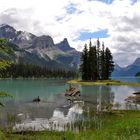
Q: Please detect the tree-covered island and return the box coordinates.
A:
[80,39,114,81]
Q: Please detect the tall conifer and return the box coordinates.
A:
[96,38,101,79]
[100,42,106,80]
[80,44,89,80]
[104,47,114,79]
[80,39,114,81]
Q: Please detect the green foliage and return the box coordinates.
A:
[80,39,114,81]
[0,91,13,98]
[80,44,89,80]
[103,47,114,79]
[3,110,140,140]
[88,45,98,80]
[0,130,6,140]
[0,62,76,78]
[0,60,13,77]
[0,38,8,44]
[0,38,14,54]
[0,38,77,78]
[0,91,13,107]
[0,60,13,70]
[0,45,14,54]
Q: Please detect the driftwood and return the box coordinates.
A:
[125,92,140,103]
[65,85,80,97]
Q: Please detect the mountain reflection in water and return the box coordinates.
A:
[0,79,140,132]
[13,102,84,131]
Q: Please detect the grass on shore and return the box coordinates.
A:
[67,79,140,86]
[1,110,140,140]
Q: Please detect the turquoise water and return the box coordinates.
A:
[112,76,140,83]
[0,79,67,101]
[0,79,139,107]
[0,78,140,131]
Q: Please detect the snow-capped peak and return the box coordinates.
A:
[17,31,32,41]
[0,24,15,33]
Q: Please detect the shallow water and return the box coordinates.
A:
[0,79,140,131]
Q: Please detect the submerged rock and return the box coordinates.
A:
[125,92,140,104]
[65,85,81,97]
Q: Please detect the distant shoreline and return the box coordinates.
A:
[0,77,70,80]
[67,79,140,86]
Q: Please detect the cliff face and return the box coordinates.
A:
[0,24,80,69]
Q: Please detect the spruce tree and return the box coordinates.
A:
[104,47,114,79]
[87,39,92,80]
[80,39,114,81]
[91,46,98,81]
[100,42,106,80]
[80,44,89,80]
[96,38,101,79]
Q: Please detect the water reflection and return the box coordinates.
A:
[0,79,140,132]
[80,85,115,111]
[13,101,84,131]
[12,86,116,132]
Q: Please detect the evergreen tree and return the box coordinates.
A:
[96,38,101,79]
[104,47,114,79]
[87,39,92,80]
[100,42,106,80]
[80,39,114,81]
[88,45,98,81]
[80,44,89,80]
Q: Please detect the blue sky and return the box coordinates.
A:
[78,29,109,41]
[93,0,114,4]
[63,0,138,43]
[77,0,137,42]
[66,3,78,14]
[0,0,140,66]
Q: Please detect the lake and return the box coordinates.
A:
[0,78,140,131]
[112,76,140,83]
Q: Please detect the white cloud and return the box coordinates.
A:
[105,0,140,66]
[0,0,140,66]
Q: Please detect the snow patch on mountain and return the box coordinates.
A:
[17,31,32,41]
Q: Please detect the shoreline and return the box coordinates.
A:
[67,79,140,86]
[0,77,70,80]
[2,110,140,139]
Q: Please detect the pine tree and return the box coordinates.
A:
[96,38,101,79]
[80,39,114,81]
[100,42,106,80]
[92,46,98,80]
[87,39,92,80]
[88,43,98,81]
[104,47,114,79]
[80,44,89,80]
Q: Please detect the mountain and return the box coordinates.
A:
[0,40,65,69]
[55,38,80,68]
[0,24,80,69]
[56,38,75,52]
[112,58,140,76]
[0,24,35,49]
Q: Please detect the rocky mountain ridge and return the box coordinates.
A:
[0,24,80,69]
[112,58,140,76]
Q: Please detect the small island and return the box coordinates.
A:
[67,79,140,86]
[68,40,140,87]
